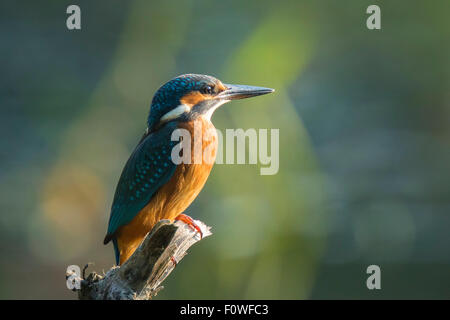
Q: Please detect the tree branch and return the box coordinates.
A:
[70,218,212,300]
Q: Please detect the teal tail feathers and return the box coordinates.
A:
[113,238,120,265]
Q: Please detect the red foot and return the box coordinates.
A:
[174,213,203,239]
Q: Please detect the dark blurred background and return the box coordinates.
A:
[0,0,449,299]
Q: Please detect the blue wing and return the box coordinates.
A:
[104,122,178,245]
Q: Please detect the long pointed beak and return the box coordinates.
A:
[218,84,275,100]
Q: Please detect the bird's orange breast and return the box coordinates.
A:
[116,117,218,264]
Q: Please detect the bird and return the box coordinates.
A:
[103,74,274,265]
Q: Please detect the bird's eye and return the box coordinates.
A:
[201,85,214,95]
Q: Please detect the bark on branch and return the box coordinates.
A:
[69,218,211,300]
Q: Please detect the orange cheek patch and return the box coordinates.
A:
[216,82,227,92]
[180,92,209,107]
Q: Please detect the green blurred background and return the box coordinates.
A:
[0,0,449,299]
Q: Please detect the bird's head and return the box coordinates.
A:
[147,74,274,131]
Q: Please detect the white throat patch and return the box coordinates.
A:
[203,99,229,121]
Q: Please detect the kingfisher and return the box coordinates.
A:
[103,74,274,265]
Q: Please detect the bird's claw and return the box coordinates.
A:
[174,213,203,239]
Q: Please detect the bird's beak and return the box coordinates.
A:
[217,84,274,100]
